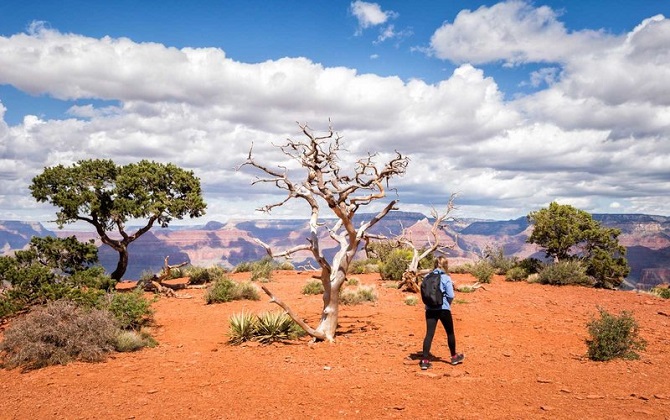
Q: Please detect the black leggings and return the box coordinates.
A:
[422,309,456,359]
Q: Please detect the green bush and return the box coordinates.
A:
[349,258,380,274]
[455,284,478,293]
[517,258,544,275]
[346,277,360,286]
[505,266,528,282]
[340,285,377,305]
[236,281,261,301]
[184,265,228,284]
[0,300,119,371]
[302,280,324,295]
[586,307,646,361]
[449,264,472,274]
[380,249,411,281]
[204,277,260,304]
[538,260,594,286]
[484,245,518,275]
[205,278,238,303]
[251,257,273,282]
[234,257,291,281]
[405,295,419,306]
[470,260,494,284]
[99,290,154,330]
[114,329,157,352]
[650,287,670,299]
[276,261,294,271]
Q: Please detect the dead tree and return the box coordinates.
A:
[137,255,189,297]
[239,121,409,342]
[397,195,457,292]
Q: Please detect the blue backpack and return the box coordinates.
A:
[421,270,445,307]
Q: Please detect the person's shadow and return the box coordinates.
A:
[408,351,448,365]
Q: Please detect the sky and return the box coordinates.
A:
[1,0,669,228]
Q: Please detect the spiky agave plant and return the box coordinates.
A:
[254,311,304,344]
[227,311,258,345]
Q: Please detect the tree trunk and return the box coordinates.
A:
[110,245,129,280]
[314,270,347,341]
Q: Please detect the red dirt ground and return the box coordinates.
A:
[1,271,669,419]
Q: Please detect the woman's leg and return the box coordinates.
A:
[438,310,457,357]
[422,309,440,358]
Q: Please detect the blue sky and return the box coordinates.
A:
[1,1,669,226]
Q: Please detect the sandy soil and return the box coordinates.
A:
[1,271,669,420]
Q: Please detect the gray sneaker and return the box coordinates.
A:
[450,353,464,365]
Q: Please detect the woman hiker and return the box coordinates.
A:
[420,256,464,370]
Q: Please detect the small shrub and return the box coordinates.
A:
[538,260,594,286]
[505,266,528,282]
[251,258,273,282]
[204,278,238,304]
[167,267,185,280]
[455,284,478,293]
[650,286,670,299]
[302,280,324,295]
[204,277,260,304]
[185,265,228,285]
[380,249,412,281]
[517,257,544,275]
[383,281,399,289]
[346,277,360,286]
[449,264,472,274]
[0,300,119,371]
[228,311,258,345]
[405,295,419,306]
[276,261,294,271]
[471,260,494,284]
[340,285,377,305]
[233,261,254,273]
[586,307,646,361]
[0,296,21,318]
[99,290,154,330]
[484,245,518,275]
[235,281,261,301]
[349,259,379,274]
[114,329,157,352]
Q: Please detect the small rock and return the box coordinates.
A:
[323,366,332,370]
[540,406,553,411]
[147,389,159,394]
[537,378,553,384]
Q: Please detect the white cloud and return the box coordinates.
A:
[0,5,669,223]
[429,0,616,65]
[350,1,397,34]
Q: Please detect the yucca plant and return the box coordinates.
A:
[228,311,258,345]
[254,311,304,344]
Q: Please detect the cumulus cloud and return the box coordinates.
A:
[429,0,615,65]
[0,3,669,223]
[350,1,397,32]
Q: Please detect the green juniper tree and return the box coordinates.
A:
[30,159,206,280]
[527,202,629,288]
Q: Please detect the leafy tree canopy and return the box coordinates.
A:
[527,202,629,288]
[30,159,206,280]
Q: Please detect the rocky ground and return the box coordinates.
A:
[1,271,669,419]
